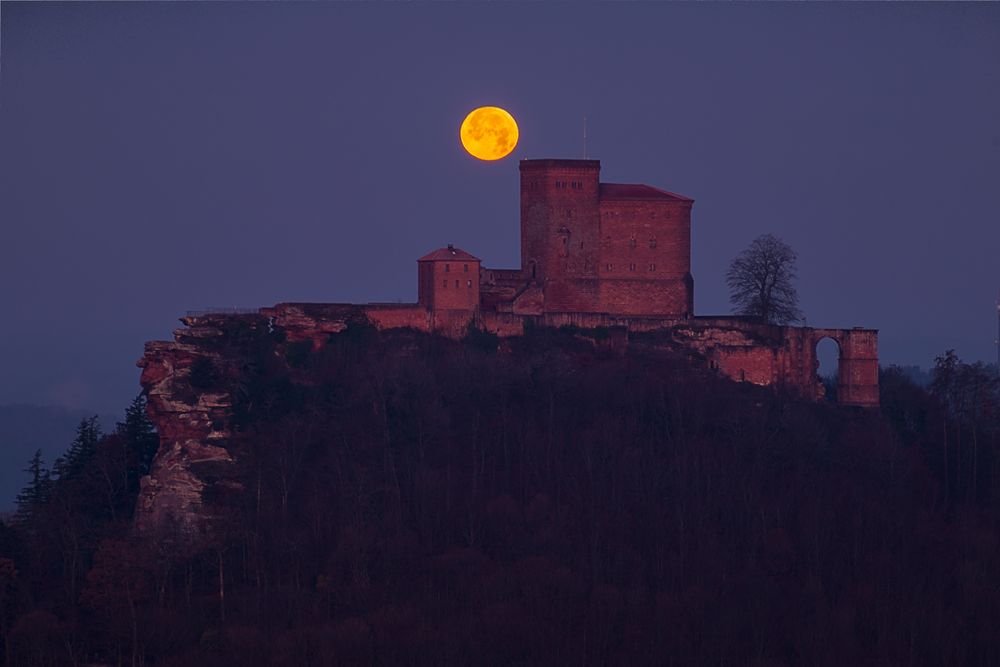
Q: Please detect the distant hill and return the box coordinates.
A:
[0,404,116,510]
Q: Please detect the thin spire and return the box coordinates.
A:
[583,116,588,159]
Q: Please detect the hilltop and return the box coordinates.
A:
[2,319,998,665]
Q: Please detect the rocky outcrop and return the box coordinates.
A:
[135,305,368,537]
[261,303,359,348]
[135,315,261,537]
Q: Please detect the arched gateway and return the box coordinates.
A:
[807,328,880,408]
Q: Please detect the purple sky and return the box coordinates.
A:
[2,3,998,414]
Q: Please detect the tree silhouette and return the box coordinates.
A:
[14,450,51,525]
[115,395,159,483]
[725,233,803,324]
[53,416,102,481]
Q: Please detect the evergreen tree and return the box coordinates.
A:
[55,416,102,481]
[115,395,159,484]
[14,450,51,524]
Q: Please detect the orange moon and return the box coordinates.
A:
[460,106,519,161]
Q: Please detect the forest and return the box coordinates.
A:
[2,322,999,666]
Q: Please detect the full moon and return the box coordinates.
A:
[460,106,519,161]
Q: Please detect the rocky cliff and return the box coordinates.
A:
[135,304,374,537]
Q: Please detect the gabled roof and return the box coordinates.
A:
[600,183,693,202]
[418,245,481,262]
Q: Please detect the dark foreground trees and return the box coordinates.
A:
[726,233,803,324]
[2,329,1000,666]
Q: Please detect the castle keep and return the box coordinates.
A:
[409,159,694,321]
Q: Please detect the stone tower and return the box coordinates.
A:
[417,245,481,312]
[518,158,694,317]
[520,159,602,312]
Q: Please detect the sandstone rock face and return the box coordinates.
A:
[135,305,365,537]
[260,303,357,348]
[135,316,258,538]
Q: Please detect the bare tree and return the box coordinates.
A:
[726,234,803,324]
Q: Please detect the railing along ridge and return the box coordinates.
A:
[185,307,261,317]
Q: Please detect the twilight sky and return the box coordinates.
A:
[2,2,999,414]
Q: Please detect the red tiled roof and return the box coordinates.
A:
[418,245,481,262]
[600,183,693,202]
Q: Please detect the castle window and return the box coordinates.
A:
[629,237,637,248]
[463,264,468,273]
[467,280,472,288]
[455,280,459,288]
[443,279,448,288]
[629,263,636,271]
[445,264,450,272]
[649,238,657,248]
[648,263,656,271]
[606,263,612,271]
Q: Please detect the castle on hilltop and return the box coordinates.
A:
[136,157,879,534]
[256,158,878,408]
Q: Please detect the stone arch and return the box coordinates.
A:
[814,335,841,402]
[809,328,879,408]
